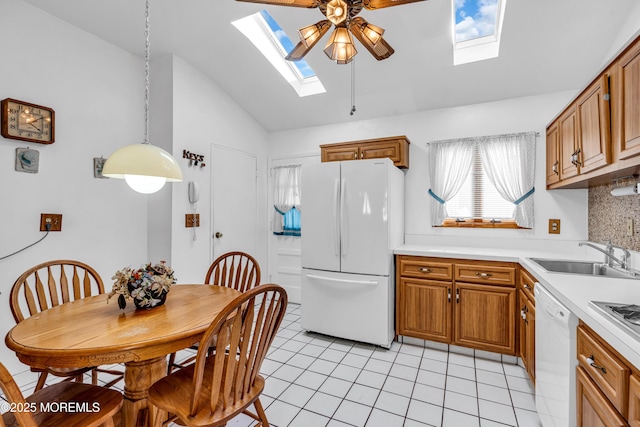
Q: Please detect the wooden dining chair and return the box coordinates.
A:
[0,361,123,427]
[167,251,261,373]
[204,251,261,292]
[148,284,287,427]
[9,260,124,391]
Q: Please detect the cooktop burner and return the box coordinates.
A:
[610,304,640,325]
[590,301,640,338]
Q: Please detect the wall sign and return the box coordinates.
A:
[15,147,39,173]
[183,150,205,168]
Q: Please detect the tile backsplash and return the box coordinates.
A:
[589,177,640,251]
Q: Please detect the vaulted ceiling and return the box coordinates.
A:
[22,0,638,132]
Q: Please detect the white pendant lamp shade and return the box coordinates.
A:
[102,143,183,194]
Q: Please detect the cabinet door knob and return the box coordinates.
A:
[214,232,223,238]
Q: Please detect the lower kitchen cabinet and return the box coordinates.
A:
[397,277,452,342]
[577,323,636,427]
[577,366,628,427]
[518,268,537,383]
[454,282,516,354]
[630,374,640,427]
[396,256,517,355]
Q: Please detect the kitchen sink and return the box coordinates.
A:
[529,258,640,279]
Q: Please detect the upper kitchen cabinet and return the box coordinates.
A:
[321,136,411,169]
[547,34,640,190]
[615,39,640,160]
[558,105,579,180]
[546,122,560,186]
[549,74,612,186]
[576,74,611,174]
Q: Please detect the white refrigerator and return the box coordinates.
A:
[301,158,404,348]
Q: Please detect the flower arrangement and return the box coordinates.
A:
[108,261,176,309]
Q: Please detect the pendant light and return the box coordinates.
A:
[102,0,182,194]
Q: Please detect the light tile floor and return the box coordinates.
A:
[4,302,543,427]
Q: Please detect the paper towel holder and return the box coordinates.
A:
[611,182,640,196]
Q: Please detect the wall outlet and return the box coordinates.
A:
[185,213,200,228]
[548,218,561,234]
[40,213,62,232]
[627,218,634,236]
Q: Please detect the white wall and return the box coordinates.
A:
[0,0,148,373]
[269,91,588,252]
[0,3,270,377]
[167,56,270,284]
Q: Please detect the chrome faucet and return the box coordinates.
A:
[579,241,630,270]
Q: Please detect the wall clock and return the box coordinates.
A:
[1,98,55,144]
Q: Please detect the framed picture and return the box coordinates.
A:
[15,147,39,173]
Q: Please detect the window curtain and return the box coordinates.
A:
[427,140,476,226]
[272,165,301,235]
[477,132,536,228]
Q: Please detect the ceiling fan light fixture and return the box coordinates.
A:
[298,20,331,48]
[362,22,385,46]
[324,27,357,64]
[326,0,348,25]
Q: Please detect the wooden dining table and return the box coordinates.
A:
[5,284,241,427]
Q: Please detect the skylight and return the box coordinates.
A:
[453,0,507,65]
[232,10,325,97]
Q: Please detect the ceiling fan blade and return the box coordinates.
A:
[285,41,313,61]
[362,0,427,10]
[349,18,394,60]
[236,0,319,8]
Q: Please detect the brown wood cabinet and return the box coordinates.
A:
[396,256,517,355]
[546,122,561,186]
[576,323,636,427]
[320,136,410,169]
[559,105,580,180]
[577,366,628,427]
[616,39,640,160]
[518,268,536,383]
[546,33,640,190]
[629,375,640,427]
[576,75,611,173]
[578,325,630,417]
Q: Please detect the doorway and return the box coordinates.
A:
[210,144,258,262]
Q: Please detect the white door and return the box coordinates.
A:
[211,145,258,261]
[301,162,341,272]
[341,159,390,276]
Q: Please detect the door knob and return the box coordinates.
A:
[214,232,223,238]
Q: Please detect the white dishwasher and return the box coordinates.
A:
[535,283,579,427]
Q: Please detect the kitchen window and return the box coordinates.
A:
[272,164,301,236]
[427,132,536,229]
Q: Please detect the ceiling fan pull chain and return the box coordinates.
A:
[350,58,356,116]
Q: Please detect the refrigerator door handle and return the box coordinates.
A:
[340,178,347,257]
[333,178,340,257]
[306,274,378,286]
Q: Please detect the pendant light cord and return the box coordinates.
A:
[143,0,151,145]
[350,58,356,116]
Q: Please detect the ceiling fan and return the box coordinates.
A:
[236,0,427,64]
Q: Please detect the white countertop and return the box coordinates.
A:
[395,244,640,369]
